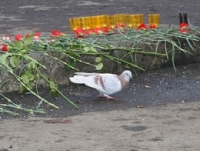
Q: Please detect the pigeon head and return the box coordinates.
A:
[120,70,132,81]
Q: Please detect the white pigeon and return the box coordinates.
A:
[69,70,132,100]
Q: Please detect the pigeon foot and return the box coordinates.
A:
[98,93,117,100]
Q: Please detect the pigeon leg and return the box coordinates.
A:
[106,96,117,100]
[98,93,117,100]
[98,93,107,98]
[102,94,117,100]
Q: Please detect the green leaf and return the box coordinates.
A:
[49,80,58,90]
[95,57,102,63]
[28,61,37,69]
[83,47,90,52]
[14,41,24,48]
[21,49,28,54]
[19,85,25,93]
[24,34,34,45]
[10,55,21,67]
[21,74,29,84]
[27,82,33,90]
[95,62,103,70]
[0,53,10,65]
[90,47,97,52]
[25,71,35,81]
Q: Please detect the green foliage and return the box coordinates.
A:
[95,57,103,70]
[49,78,58,97]
[10,55,21,67]
[0,25,200,115]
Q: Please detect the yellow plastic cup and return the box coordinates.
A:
[131,14,138,28]
[107,15,116,29]
[148,14,160,27]
[114,14,127,25]
[81,17,91,30]
[136,14,144,26]
[126,14,133,28]
[102,15,109,28]
[69,17,81,31]
[126,14,139,28]
[90,15,104,29]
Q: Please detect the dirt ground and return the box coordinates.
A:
[1,0,200,151]
[1,102,200,151]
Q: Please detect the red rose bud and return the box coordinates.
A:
[137,23,147,30]
[1,45,9,52]
[15,34,23,41]
[179,23,189,32]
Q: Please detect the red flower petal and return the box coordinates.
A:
[57,31,64,37]
[85,29,95,35]
[103,27,111,33]
[1,45,9,52]
[115,23,125,33]
[51,30,57,36]
[149,24,157,29]
[137,23,147,30]
[179,23,190,32]
[74,28,85,38]
[51,30,65,37]
[15,34,23,41]
[34,32,41,37]
[93,28,104,34]
[74,28,84,34]
[115,23,124,28]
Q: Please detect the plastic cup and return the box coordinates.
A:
[148,14,160,27]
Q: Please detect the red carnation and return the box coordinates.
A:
[93,28,104,34]
[85,29,95,35]
[34,32,40,37]
[149,24,157,29]
[137,23,147,30]
[115,23,125,33]
[51,30,64,37]
[15,34,23,41]
[103,27,111,33]
[179,23,189,33]
[74,28,84,38]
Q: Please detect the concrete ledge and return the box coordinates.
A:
[1,30,200,93]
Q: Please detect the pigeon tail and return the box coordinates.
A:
[74,72,98,76]
[69,75,95,87]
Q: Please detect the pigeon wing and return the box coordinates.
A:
[93,74,122,95]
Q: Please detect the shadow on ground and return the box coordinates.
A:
[1,63,200,118]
